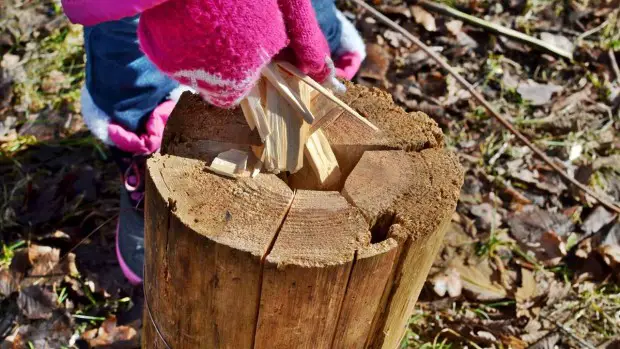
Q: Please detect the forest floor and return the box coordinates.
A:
[0,0,619,348]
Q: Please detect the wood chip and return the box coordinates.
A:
[206,149,249,178]
[304,130,341,187]
[240,80,271,141]
[262,63,315,124]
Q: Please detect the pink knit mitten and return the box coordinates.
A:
[139,0,339,108]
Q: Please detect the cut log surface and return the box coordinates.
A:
[144,83,464,349]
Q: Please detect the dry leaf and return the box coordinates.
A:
[517,80,563,106]
[82,315,139,347]
[383,30,410,48]
[581,206,617,235]
[17,286,57,320]
[41,70,68,94]
[539,230,566,265]
[450,258,507,301]
[515,268,537,303]
[411,5,437,32]
[599,244,620,269]
[358,43,390,87]
[28,244,60,276]
[470,203,503,231]
[445,20,463,35]
[540,32,574,55]
[430,268,462,298]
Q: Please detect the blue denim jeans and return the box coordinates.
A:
[84,0,342,132]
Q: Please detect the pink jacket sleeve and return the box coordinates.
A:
[61,0,172,26]
[278,0,332,82]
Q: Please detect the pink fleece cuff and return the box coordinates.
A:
[335,52,363,80]
[107,100,175,155]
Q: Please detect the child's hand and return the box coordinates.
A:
[138,0,341,108]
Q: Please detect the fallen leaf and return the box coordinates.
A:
[581,206,617,235]
[500,335,527,349]
[598,244,620,269]
[82,315,139,347]
[358,43,390,87]
[470,203,503,231]
[540,32,575,55]
[17,285,57,320]
[7,311,73,348]
[411,5,436,32]
[529,332,561,349]
[507,206,574,244]
[515,268,537,303]
[450,258,507,301]
[430,267,462,298]
[575,237,592,259]
[593,154,620,171]
[508,165,567,195]
[445,20,463,35]
[28,244,60,276]
[24,245,77,284]
[517,80,563,106]
[0,269,17,300]
[507,207,574,264]
[539,230,567,265]
[502,71,520,89]
[41,70,68,94]
[383,30,410,48]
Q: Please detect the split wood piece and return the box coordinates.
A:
[239,80,271,141]
[283,71,312,173]
[283,70,341,185]
[262,63,315,124]
[255,190,370,349]
[144,155,294,349]
[342,149,464,349]
[206,149,249,178]
[304,130,342,188]
[277,61,379,133]
[263,80,306,173]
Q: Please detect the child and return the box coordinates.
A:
[61,0,366,284]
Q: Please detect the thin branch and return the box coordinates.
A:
[350,0,620,214]
[540,315,597,349]
[417,0,573,60]
[576,19,609,41]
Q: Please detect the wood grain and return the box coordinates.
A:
[254,191,369,349]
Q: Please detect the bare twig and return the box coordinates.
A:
[350,0,620,214]
[540,315,597,349]
[417,0,573,60]
[34,214,118,285]
[577,19,609,41]
[609,49,620,82]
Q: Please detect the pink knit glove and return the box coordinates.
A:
[139,0,339,108]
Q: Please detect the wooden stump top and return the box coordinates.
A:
[143,82,463,349]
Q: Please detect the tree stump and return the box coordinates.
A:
[143,82,464,349]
